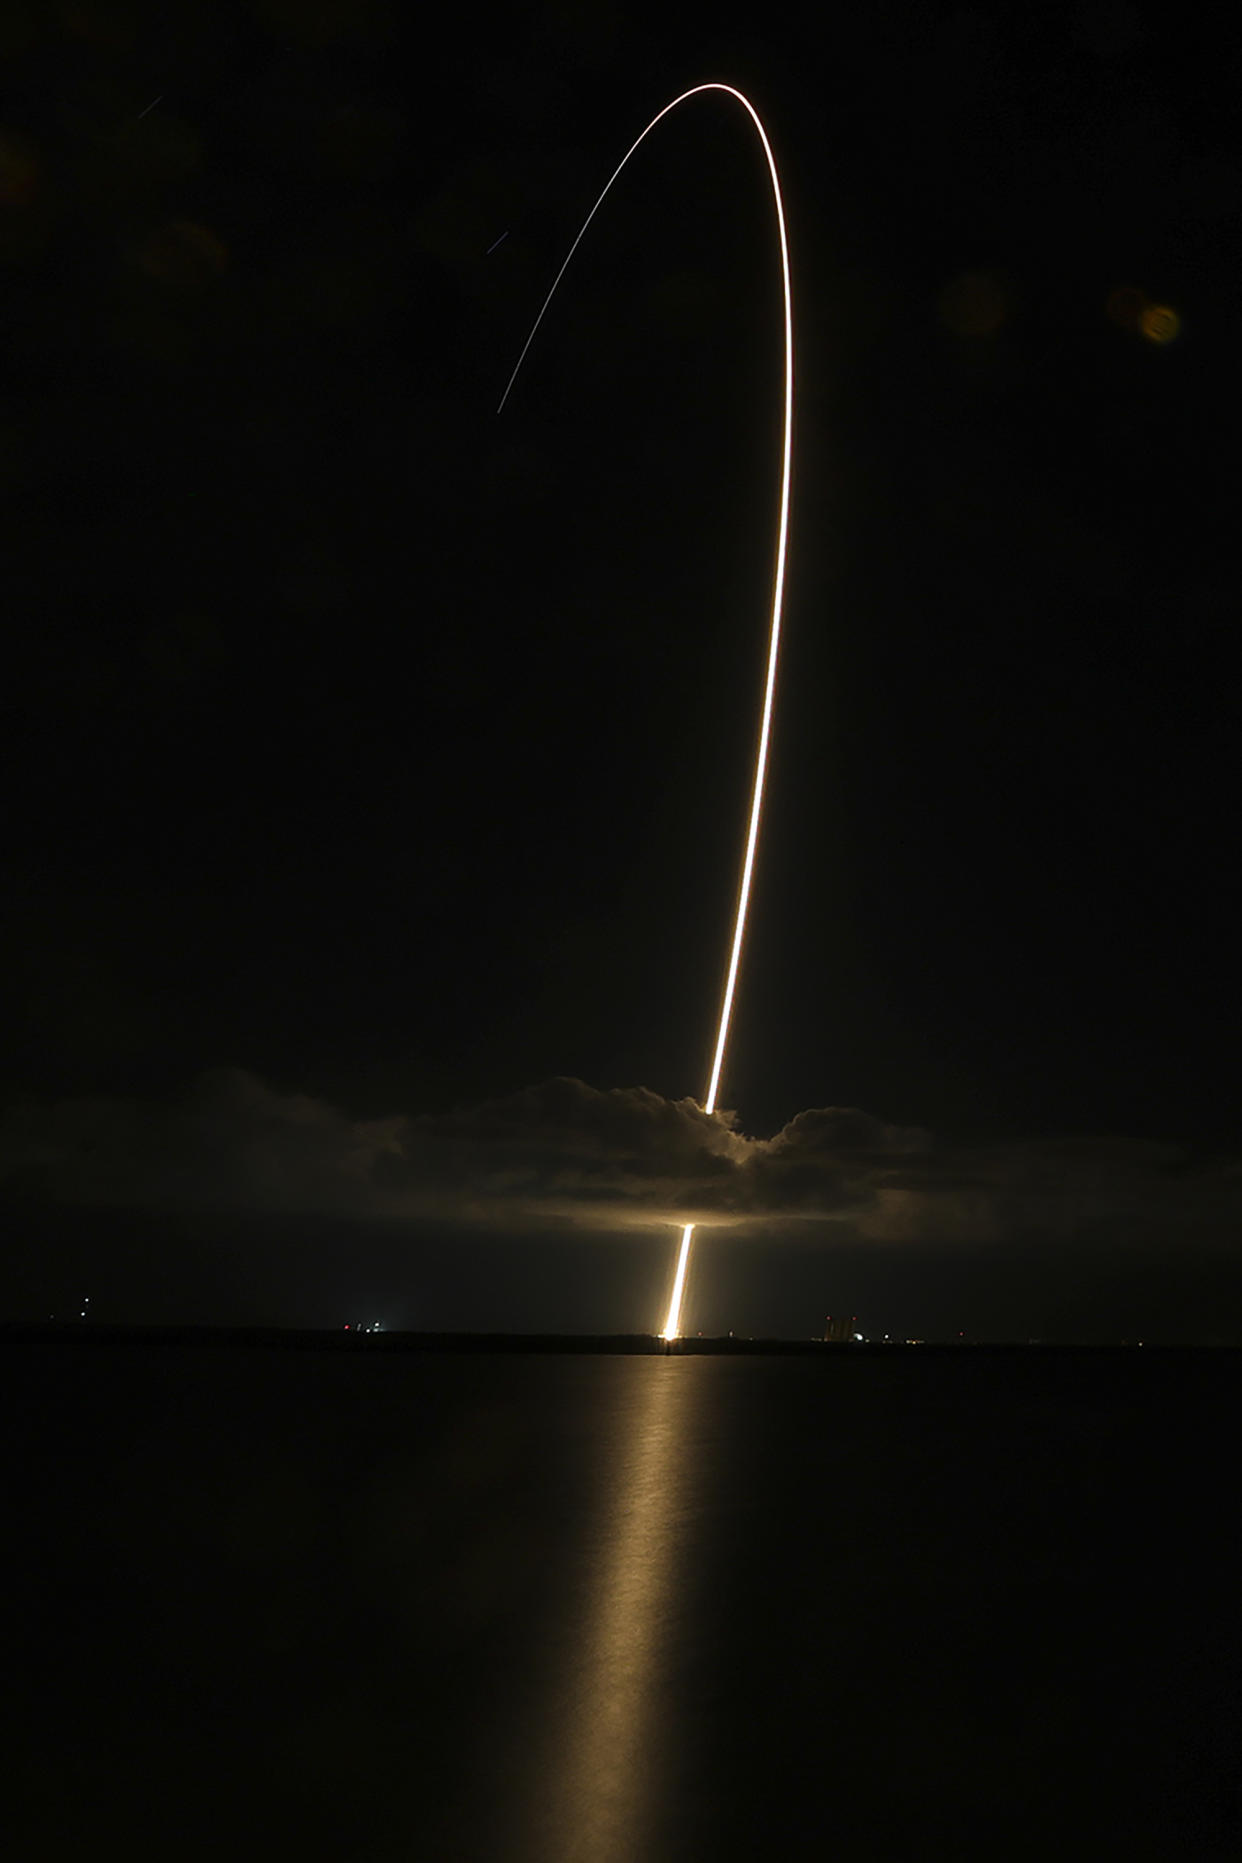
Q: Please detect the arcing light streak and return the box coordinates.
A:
[499,84,794,1340]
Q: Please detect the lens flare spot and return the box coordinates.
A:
[1139,302,1180,344]
[938,270,1009,338]
[0,129,39,207]
[136,219,228,291]
[1107,288,1180,345]
[1106,285,1146,329]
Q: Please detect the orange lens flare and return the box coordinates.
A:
[1139,303,1180,345]
[500,85,795,1341]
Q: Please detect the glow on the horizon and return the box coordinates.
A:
[498,85,795,1343]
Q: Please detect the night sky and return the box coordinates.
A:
[2,2,1238,1338]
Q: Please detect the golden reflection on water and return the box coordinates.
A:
[531,1360,695,1863]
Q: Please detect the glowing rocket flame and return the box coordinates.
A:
[663,1222,697,1344]
[498,84,794,1341]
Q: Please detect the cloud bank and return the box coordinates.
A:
[2,1070,1239,1250]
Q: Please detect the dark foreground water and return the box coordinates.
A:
[5,1342,1240,1860]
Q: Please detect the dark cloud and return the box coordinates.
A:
[3,1071,1239,1253]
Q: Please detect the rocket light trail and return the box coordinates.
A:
[499,84,794,1340]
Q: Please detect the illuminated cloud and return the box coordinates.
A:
[3,1071,1238,1250]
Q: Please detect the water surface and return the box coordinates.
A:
[6,1344,1239,1858]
